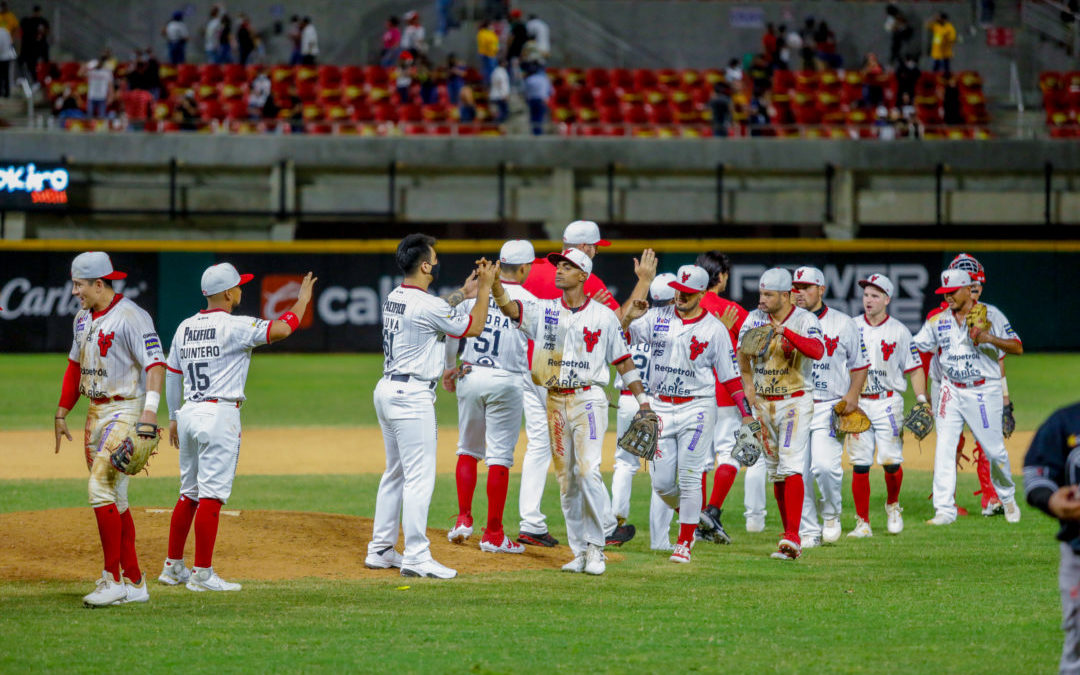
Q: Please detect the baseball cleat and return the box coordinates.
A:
[364,546,404,569]
[158,559,191,586]
[447,516,474,544]
[669,542,692,563]
[83,572,126,608]
[982,500,1005,517]
[479,532,525,554]
[773,538,801,560]
[584,544,606,575]
[885,503,904,534]
[698,505,732,544]
[561,554,586,573]
[400,559,457,579]
[113,577,149,605]
[1003,500,1021,523]
[186,567,241,592]
[605,523,636,547]
[518,530,559,547]
[926,513,955,526]
[847,518,873,538]
[746,515,766,533]
[822,518,842,543]
[651,542,675,552]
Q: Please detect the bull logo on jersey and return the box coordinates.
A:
[824,335,839,357]
[97,330,116,357]
[881,340,897,361]
[689,335,708,360]
[582,327,601,353]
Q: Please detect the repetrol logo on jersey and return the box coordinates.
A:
[880,340,897,361]
[97,330,115,357]
[261,275,315,328]
[582,327,601,353]
[689,335,708,360]
[824,335,839,357]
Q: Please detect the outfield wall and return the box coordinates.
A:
[0,239,1071,352]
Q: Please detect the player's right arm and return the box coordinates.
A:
[491,274,521,321]
[616,249,656,320]
[54,315,84,453]
[1025,406,1080,520]
[268,272,318,342]
[165,328,184,448]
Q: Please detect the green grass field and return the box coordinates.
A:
[1,353,1076,673]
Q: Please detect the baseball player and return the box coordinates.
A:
[54,252,166,607]
[695,250,761,539]
[913,268,1024,526]
[791,266,869,546]
[159,264,316,592]
[517,220,648,548]
[737,268,825,560]
[442,240,538,555]
[624,265,748,563]
[492,247,648,575]
[1023,401,1080,673]
[846,274,926,538]
[367,234,498,579]
[610,273,678,551]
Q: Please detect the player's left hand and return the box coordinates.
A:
[837,392,859,416]
[442,368,458,393]
[169,421,179,448]
[461,269,479,300]
[138,409,157,428]
[633,249,657,282]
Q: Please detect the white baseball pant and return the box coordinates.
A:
[847,394,904,467]
[455,366,523,468]
[611,393,676,549]
[800,399,844,539]
[85,399,140,512]
[931,379,1015,522]
[177,400,242,503]
[758,393,813,482]
[743,453,768,522]
[369,377,440,566]
[709,405,743,470]
[651,397,715,528]
[518,374,553,535]
[546,387,610,556]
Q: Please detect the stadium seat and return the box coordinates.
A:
[595,86,621,108]
[223,100,248,120]
[220,82,247,101]
[350,101,375,122]
[271,65,295,85]
[585,67,610,90]
[59,61,82,80]
[701,68,723,86]
[199,64,224,84]
[223,64,247,85]
[373,102,399,123]
[623,102,649,124]
[1040,72,1062,95]
[296,66,318,83]
[301,102,323,122]
[794,70,818,92]
[656,68,679,87]
[176,64,199,87]
[611,68,634,91]
[680,69,701,88]
[198,100,225,120]
[633,68,659,90]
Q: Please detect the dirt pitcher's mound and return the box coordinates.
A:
[0,508,619,581]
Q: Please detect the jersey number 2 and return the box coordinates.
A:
[187,362,210,392]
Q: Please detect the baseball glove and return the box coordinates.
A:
[902,402,934,441]
[966,303,991,333]
[739,324,776,359]
[1002,401,1016,438]
[618,408,659,461]
[831,402,871,437]
[109,422,160,475]
[732,419,764,467]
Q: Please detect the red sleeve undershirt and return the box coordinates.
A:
[59,359,80,409]
[782,327,825,360]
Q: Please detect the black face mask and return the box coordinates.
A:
[428,262,441,282]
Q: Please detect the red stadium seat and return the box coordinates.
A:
[622,102,649,124]
[271,66,295,85]
[224,99,248,120]
[59,61,82,80]
[297,81,318,102]
[325,101,350,121]
[819,70,842,90]
[341,65,365,85]
[373,102,399,123]
[199,64,224,84]
[1040,72,1062,95]
[680,69,701,88]
[219,82,247,101]
[656,68,679,87]
[296,66,319,83]
[647,103,674,125]
[585,67,610,90]
[701,68,723,86]
[301,102,323,122]
[611,68,634,91]
[350,101,375,121]
[794,70,818,92]
[197,100,225,120]
[223,64,247,85]
[633,69,659,90]
[176,64,199,87]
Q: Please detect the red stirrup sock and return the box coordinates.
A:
[119,508,142,583]
[93,504,122,582]
[486,465,509,535]
[783,474,804,544]
[884,466,904,505]
[193,498,223,569]
[455,455,478,520]
[167,494,199,560]
[709,464,738,509]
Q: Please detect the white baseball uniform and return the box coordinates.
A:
[629,306,740,533]
[166,309,272,504]
[849,314,921,467]
[913,303,1021,521]
[800,306,869,539]
[514,295,630,556]
[370,285,473,566]
[69,294,165,510]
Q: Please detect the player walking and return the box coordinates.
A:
[737,268,825,560]
[624,265,749,563]
[54,252,166,607]
[913,268,1023,526]
[791,266,869,546]
[493,248,648,575]
[443,240,538,554]
[159,263,316,591]
[368,234,498,579]
[847,274,926,538]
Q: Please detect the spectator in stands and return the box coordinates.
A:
[928,13,956,74]
[127,50,148,91]
[899,94,920,137]
[527,13,551,63]
[477,20,498,86]
[523,61,551,135]
[395,52,414,103]
[18,5,48,84]
[762,23,779,68]
[749,53,770,99]
[248,67,271,119]
[459,82,476,123]
[980,0,995,28]
[85,59,114,119]
[288,15,302,65]
[416,55,437,104]
[217,12,235,64]
[780,25,802,71]
[489,57,509,123]
[381,17,402,67]
[435,0,456,47]
[204,5,223,64]
[874,105,896,140]
[861,52,884,106]
[144,48,162,99]
[709,81,733,138]
[896,54,920,104]
[300,16,318,65]
[507,9,528,81]
[447,53,466,104]
[53,84,83,120]
[176,89,200,130]
[0,3,18,45]
[725,58,743,88]
[943,75,962,125]
[237,14,257,66]
[748,97,769,136]
[163,11,188,65]
[0,20,13,98]
[884,4,913,67]
[401,11,426,59]
[814,21,840,68]
[799,18,817,70]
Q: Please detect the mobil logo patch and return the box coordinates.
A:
[261,275,315,328]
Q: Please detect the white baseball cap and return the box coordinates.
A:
[562,220,611,247]
[935,268,973,295]
[546,248,593,276]
[201,262,254,296]
[759,268,792,292]
[650,273,676,302]
[71,251,126,280]
[669,264,709,294]
[792,266,825,287]
[858,273,895,297]
[499,239,536,265]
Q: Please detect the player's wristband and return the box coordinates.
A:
[143,391,160,412]
[1001,376,1009,398]
[493,290,511,308]
[280,311,300,331]
[916,394,927,404]
[621,369,641,388]
[635,392,648,406]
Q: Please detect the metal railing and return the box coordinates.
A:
[1021,0,1080,54]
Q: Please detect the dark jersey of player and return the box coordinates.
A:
[1025,402,1080,551]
